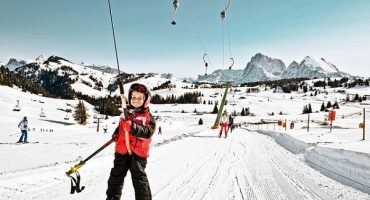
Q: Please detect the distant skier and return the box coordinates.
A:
[219,111,229,138]
[158,126,162,135]
[106,83,156,200]
[228,115,234,133]
[17,116,28,143]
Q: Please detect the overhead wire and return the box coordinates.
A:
[182,0,214,72]
[226,17,233,67]
[222,18,225,69]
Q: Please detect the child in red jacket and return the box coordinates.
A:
[219,110,229,138]
[106,83,156,200]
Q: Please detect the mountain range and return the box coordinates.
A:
[1,55,188,99]
[197,53,351,84]
[2,53,351,87]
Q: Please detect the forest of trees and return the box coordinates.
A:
[151,91,203,104]
[152,81,174,90]
[0,66,52,97]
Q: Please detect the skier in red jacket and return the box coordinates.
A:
[219,110,229,138]
[106,83,156,200]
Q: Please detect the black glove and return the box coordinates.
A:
[112,127,119,142]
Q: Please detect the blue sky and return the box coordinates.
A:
[1,0,370,78]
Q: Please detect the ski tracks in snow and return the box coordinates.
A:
[150,129,369,200]
[1,128,369,199]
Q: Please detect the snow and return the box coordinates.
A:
[303,56,338,73]
[35,54,47,64]
[262,67,279,79]
[1,76,370,199]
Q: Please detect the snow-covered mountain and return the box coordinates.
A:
[242,53,287,83]
[4,58,27,71]
[11,55,190,98]
[281,56,350,79]
[14,55,113,97]
[196,53,351,84]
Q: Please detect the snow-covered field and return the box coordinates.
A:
[1,81,370,199]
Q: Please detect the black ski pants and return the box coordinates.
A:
[106,153,151,200]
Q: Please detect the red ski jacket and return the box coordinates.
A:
[115,108,156,158]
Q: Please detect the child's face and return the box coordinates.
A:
[131,91,145,108]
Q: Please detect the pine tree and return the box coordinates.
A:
[326,101,332,108]
[354,93,359,101]
[105,98,120,116]
[333,101,340,109]
[302,105,308,114]
[212,104,218,114]
[320,102,325,111]
[241,108,245,116]
[308,103,312,113]
[303,85,308,93]
[74,100,88,125]
[198,118,203,125]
